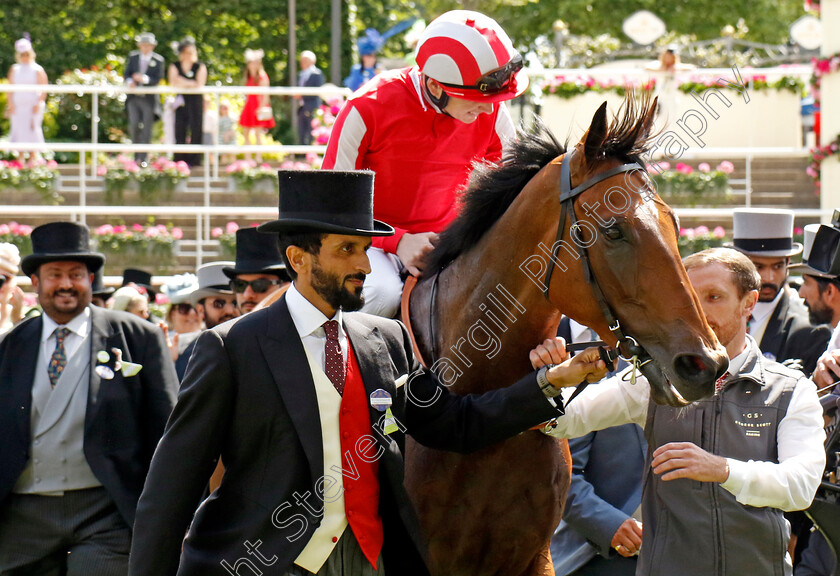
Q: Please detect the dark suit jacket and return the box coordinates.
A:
[298,66,324,113]
[129,295,561,576]
[124,50,165,109]
[760,287,831,375]
[0,306,179,526]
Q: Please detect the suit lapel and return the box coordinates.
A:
[259,297,324,485]
[5,317,42,443]
[759,291,788,359]
[344,316,393,434]
[86,307,122,424]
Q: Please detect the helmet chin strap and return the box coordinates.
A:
[422,75,450,114]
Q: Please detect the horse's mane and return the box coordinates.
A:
[426,94,656,272]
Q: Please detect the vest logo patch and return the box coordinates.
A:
[735,411,771,438]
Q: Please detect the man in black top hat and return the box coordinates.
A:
[121,268,157,303]
[223,227,291,314]
[91,267,115,308]
[129,170,606,576]
[0,222,178,576]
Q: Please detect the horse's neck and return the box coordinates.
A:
[425,184,564,395]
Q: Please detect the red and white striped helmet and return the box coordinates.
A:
[415,10,529,104]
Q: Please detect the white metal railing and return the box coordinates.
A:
[0,205,831,272]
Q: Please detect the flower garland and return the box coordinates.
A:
[811,52,840,103]
[541,73,804,99]
[807,136,840,194]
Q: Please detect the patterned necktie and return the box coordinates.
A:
[48,327,70,388]
[746,314,753,334]
[323,320,345,396]
[715,371,730,395]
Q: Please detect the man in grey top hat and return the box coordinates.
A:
[124,32,165,164]
[174,261,241,380]
[0,221,178,575]
[727,208,830,375]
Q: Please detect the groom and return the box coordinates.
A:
[129,169,606,576]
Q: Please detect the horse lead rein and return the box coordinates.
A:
[543,150,649,404]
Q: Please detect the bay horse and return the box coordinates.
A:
[404,95,729,575]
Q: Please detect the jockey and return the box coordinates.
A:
[323,10,529,317]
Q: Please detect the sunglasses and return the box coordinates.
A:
[206,297,234,310]
[440,54,523,95]
[230,278,281,294]
[172,303,195,314]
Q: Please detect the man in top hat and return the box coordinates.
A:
[124,32,165,163]
[0,222,178,575]
[727,208,830,374]
[121,268,157,303]
[794,224,840,330]
[173,262,241,380]
[91,267,115,308]
[129,170,606,576]
[323,10,526,318]
[223,226,291,314]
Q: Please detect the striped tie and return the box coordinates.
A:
[48,327,70,388]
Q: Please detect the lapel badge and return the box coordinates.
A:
[95,364,115,380]
[370,389,392,412]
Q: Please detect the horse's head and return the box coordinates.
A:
[544,97,728,405]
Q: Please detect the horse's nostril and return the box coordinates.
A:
[673,354,711,382]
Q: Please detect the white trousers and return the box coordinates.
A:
[361,248,404,319]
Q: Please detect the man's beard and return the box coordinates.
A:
[311,260,365,312]
[807,301,834,325]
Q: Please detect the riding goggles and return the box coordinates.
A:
[440,54,523,95]
[230,278,281,294]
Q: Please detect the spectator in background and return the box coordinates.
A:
[0,243,23,335]
[296,50,323,145]
[201,96,218,166]
[6,36,48,161]
[110,286,150,320]
[239,48,274,162]
[217,100,236,165]
[345,30,384,92]
[90,268,114,308]
[169,36,207,166]
[645,45,694,129]
[124,32,165,164]
[222,227,290,314]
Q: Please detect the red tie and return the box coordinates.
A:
[323,320,345,396]
[715,371,730,394]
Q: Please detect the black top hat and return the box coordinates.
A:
[122,268,157,301]
[21,222,105,276]
[257,170,394,236]
[92,267,115,298]
[222,227,290,279]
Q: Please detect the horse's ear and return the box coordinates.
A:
[583,101,608,162]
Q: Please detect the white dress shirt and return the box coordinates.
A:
[285,282,348,371]
[40,307,91,374]
[544,336,825,512]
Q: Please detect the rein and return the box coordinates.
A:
[544,151,652,401]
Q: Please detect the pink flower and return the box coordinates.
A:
[713,226,726,239]
[259,163,271,170]
[8,160,23,170]
[132,223,144,231]
[175,161,191,175]
[17,225,32,235]
[171,227,183,239]
[95,224,114,235]
[225,221,239,234]
[675,162,693,175]
[794,227,804,235]
[330,104,341,116]
[23,293,39,308]
[113,225,126,234]
[717,161,734,174]
[683,228,695,239]
[695,225,709,235]
[698,162,711,173]
[0,224,9,235]
[211,227,223,238]
[155,293,170,305]
[145,227,160,237]
[8,222,19,234]
[658,161,670,171]
[46,160,58,169]
[97,165,108,176]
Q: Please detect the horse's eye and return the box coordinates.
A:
[603,226,623,241]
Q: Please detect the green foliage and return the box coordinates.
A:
[49,65,128,143]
